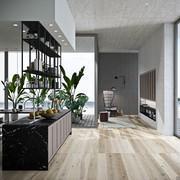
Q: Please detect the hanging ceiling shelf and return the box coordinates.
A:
[22,21,61,90]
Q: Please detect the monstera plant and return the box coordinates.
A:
[60,65,88,122]
[1,73,26,111]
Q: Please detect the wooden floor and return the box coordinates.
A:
[1,116,180,180]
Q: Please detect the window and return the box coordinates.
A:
[0,52,4,109]
[62,52,95,115]
[175,21,180,137]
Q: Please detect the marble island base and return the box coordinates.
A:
[2,110,71,170]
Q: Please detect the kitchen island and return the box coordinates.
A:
[2,110,71,170]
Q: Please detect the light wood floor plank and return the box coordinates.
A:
[1,116,180,180]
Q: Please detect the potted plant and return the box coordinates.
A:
[25,73,50,109]
[25,88,50,109]
[74,93,89,120]
[60,65,88,122]
[1,73,26,121]
[48,89,67,109]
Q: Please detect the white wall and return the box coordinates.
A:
[139,24,174,135]
[0,0,54,21]
[55,0,76,50]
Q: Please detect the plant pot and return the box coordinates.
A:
[11,113,18,121]
[71,112,80,123]
[79,113,83,120]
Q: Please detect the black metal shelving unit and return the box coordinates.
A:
[21,21,61,90]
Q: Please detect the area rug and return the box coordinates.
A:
[99,116,137,129]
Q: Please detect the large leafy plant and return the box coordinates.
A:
[1,74,26,110]
[60,65,85,101]
[48,89,67,109]
[60,65,88,118]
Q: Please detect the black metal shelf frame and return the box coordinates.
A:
[21,21,61,90]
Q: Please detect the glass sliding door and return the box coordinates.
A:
[175,20,180,137]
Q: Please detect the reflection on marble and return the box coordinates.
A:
[3,124,48,170]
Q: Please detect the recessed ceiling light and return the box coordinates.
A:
[54,30,58,33]
[58,35,62,38]
[13,23,18,27]
[49,23,53,27]
[61,39,65,42]
[145,2,149,6]
[23,30,26,33]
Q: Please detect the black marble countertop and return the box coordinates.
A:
[0,109,33,114]
[3,109,70,127]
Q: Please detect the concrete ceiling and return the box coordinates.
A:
[67,0,180,52]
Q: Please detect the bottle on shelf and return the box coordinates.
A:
[45,78,49,88]
[34,58,42,71]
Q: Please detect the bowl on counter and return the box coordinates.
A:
[41,113,56,119]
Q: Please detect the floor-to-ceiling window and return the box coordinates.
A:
[62,36,95,116]
[0,52,5,109]
[62,52,95,115]
[175,20,180,137]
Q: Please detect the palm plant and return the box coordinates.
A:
[1,74,26,111]
[60,65,88,120]
[60,65,85,104]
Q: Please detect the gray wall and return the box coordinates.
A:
[139,24,174,135]
[98,53,138,115]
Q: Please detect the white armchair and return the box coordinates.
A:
[103,90,117,116]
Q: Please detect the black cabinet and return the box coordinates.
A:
[140,104,156,121]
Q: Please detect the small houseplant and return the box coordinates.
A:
[25,73,49,109]
[1,73,26,120]
[25,88,50,109]
[74,93,88,119]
